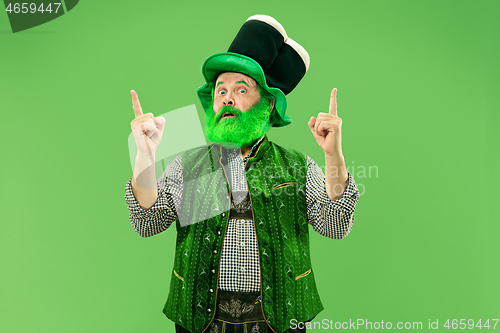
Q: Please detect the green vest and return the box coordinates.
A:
[163,137,324,333]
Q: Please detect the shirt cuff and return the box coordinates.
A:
[124,178,174,216]
[321,171,360,212]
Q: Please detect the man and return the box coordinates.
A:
[125,15,360,333]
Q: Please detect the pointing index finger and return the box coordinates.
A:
[329,88,337,117]
[131,90,143,117]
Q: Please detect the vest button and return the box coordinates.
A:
[217,230,221,236]
[211,269,216,274]
[207,308,212,313]
[209,288,214,293]
[222,212,226,217]
[213,249,218,254]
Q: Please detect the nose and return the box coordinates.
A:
[222,92,234,106]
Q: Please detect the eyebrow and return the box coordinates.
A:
[235,81,249,87]
[215,81,250,88]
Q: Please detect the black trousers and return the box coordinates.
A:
[174,289,306,333]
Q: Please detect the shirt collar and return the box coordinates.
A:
[242,135,266,162]
[224,135,266,163]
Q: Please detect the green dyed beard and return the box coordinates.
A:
[205,96,273,149]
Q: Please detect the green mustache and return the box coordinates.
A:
[215,105,243,121]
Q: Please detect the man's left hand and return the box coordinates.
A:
[308,88,343,157]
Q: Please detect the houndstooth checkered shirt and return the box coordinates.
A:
[125,137,359,292]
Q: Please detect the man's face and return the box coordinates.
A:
[213,72,260,115]
[205,72,275,149]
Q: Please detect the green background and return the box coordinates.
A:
[1,0,498,332]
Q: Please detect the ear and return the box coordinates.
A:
[270,98,276,113]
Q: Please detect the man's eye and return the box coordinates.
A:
[218,90,226,95]
[238,88,247,94]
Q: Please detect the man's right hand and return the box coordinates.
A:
[130,90,165,208]
[130,90,165,157]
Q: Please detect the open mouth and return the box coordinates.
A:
[221,112,236,119]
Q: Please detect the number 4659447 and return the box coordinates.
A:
[5,3,62,14]
[443,319,499,329]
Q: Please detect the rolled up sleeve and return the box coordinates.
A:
[306,155,360,239]
[124,156,183,237]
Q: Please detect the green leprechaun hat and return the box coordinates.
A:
[197,15,310,127]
